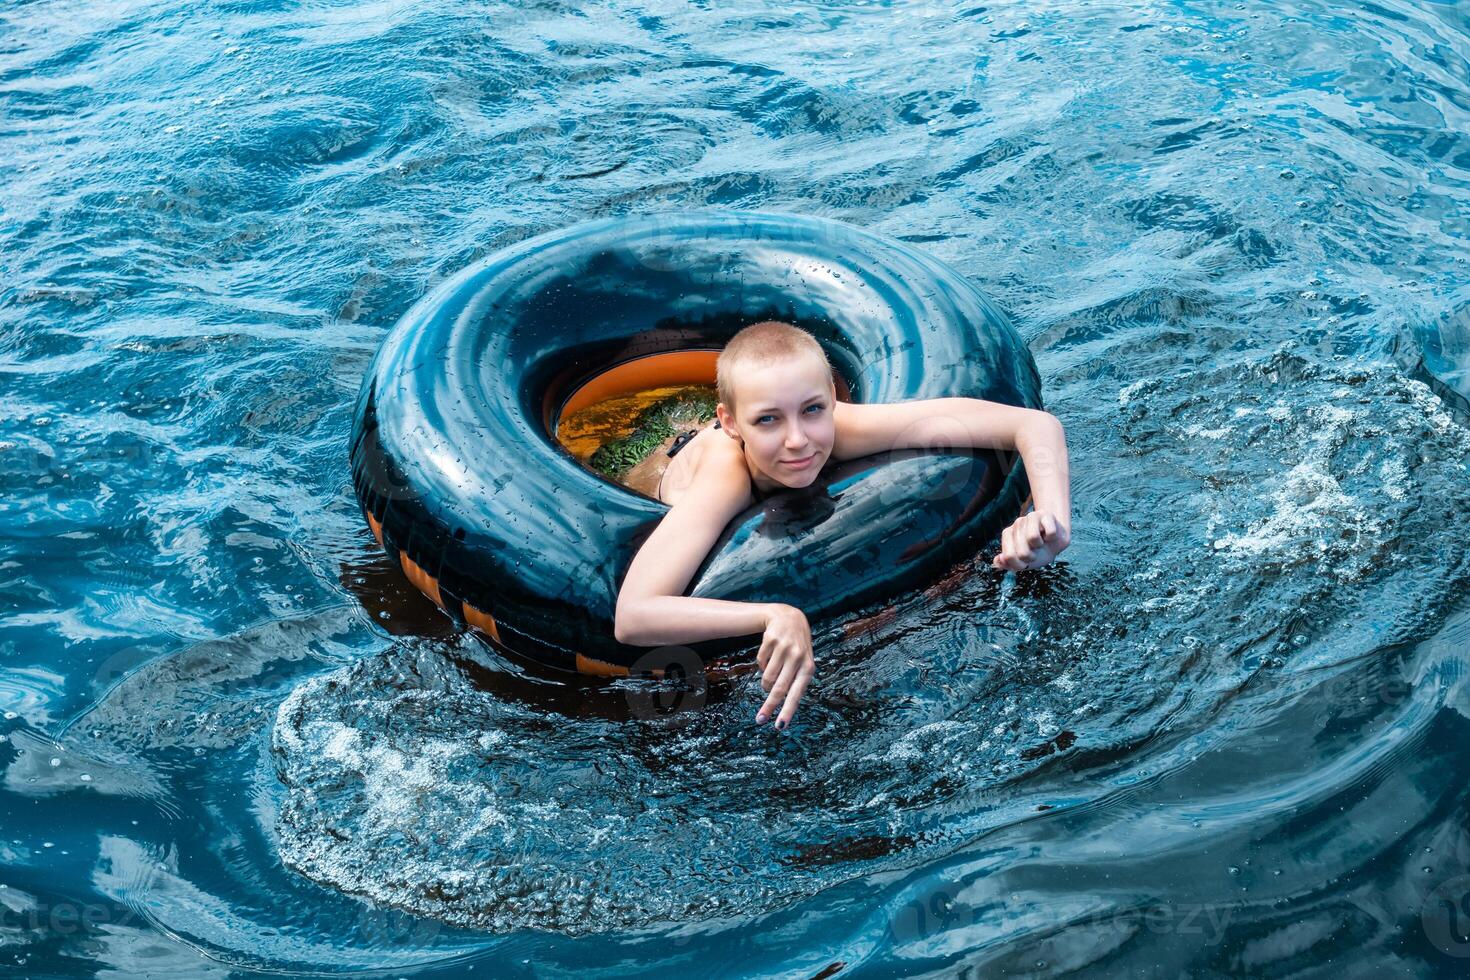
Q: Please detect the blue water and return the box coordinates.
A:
[5,0,1470,976]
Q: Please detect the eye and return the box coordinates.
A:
[805,403,825,414]
[756,415,775,425]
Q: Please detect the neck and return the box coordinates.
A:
[745,455,783,496]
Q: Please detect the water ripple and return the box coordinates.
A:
[3,0,1470,974]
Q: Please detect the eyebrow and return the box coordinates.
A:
[749,394,827,414]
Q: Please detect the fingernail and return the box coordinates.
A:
[756,713,768,724]
[775,719,786,731]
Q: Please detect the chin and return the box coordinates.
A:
[776,453,827,487]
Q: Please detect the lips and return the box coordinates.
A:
[781,452,818,470]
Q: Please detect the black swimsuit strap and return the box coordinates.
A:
[666,429,699,458]
[660,420,722,502]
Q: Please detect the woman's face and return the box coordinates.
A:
[719,354,836,489]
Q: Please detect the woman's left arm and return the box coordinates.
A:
[831,397,1072,569]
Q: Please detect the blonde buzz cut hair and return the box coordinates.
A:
[716,320,834,416]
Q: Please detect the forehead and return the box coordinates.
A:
[730,352,831,404]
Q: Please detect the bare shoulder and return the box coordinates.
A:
[669,433,752,514]
[619,437,754,603]
[662,425,748,507]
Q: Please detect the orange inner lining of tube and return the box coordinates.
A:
[556,348,853,432]
[557,350,721,426]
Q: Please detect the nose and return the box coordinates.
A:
[784,421,808,451]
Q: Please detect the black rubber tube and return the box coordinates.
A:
[350,210,1041,674]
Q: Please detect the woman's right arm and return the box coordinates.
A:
[614,445,772,646]
[615,443,818,729]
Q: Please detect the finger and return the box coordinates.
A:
[997,523,1024,570]
[1012,526,1034,563]
[754,648,783,722]
[999,528,1023,567]
[1039,512,1059,542]
[1024,517,1045,550]
[760,655,802,722]
[761,646,785,692]
[1028,532,1056,567]
[774,665,814,730]
[1000,525,1026,569]
[756,631,776,672]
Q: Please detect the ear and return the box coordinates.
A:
[715,402,741,441]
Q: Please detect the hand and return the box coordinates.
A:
[754,604,815,731]
[991,509,1071,571]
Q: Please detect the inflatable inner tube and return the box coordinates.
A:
[350,210,1041,676]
